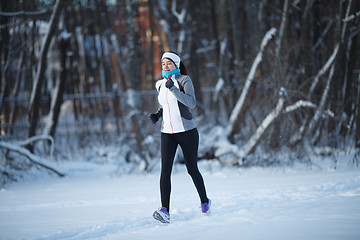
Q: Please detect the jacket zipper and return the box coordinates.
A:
[166,88,174,133]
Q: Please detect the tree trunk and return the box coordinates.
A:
[70,11,85,119]
[209,0,220,59]
[275,0,289,59]
[150,0,175,51]
[43,32,69,138]
[27,0,64,150]
[147,0,155,85]
[300,0,315,82]
[97,0,125,133]
[189,0,203,113]
[127,0,138,93]
[338,0,358,136]
[9,48,25,133]
[229,0,243,81]
[356,73,360,148]
[0,0,10,135]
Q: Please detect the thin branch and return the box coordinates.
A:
[312,21,333,51]
[341,0,353,42]
[308,43,339,97]
[0,9,50,17]
[342,11,360,23]
[284,100,316,113]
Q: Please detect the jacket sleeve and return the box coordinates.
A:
[169,76,196,109]
[154,80,163,118]
[155,108,163,118]
[155,79,164,92]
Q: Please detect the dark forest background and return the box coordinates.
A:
[0,0,359,183]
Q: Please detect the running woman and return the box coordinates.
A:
[149,51,211,223]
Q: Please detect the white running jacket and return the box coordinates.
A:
[156,73,197,134]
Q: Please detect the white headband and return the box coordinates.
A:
[161,52,181,68]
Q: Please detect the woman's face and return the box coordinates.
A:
[162,58,176,71]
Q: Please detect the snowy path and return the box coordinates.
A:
[1,162,360,240]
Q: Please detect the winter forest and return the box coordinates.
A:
[1,0,360,239]
[1,0,360,185]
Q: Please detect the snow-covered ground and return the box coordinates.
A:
[1,158,360,240]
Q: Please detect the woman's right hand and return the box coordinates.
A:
[165,79,174,89]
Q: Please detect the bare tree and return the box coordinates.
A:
[356,72,360,149]
[150,0,175,51]
[43,30,70,137]
[171,0,189,55]
[27,0,64,150]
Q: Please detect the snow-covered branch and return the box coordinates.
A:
[284,100,334,117]
[284,100,316,113]
[0,141,64,177]
[308,43,339,97]
[226,28,277,137]
[17,135,55,159]
[342,11,360,23]
[171,0,187,24]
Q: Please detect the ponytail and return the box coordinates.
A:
[179,61,187,75]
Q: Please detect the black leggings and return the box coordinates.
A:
[160,128,208,211]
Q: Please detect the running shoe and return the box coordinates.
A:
[201,199,211,215]
[153,207,170,223]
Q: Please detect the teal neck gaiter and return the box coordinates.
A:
[162,68,180,80]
